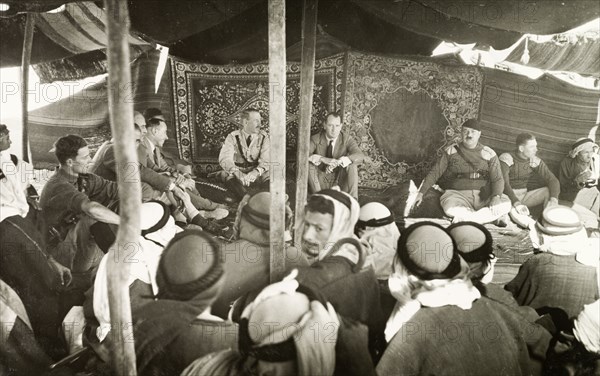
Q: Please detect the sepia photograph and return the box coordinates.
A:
[0,1,599,375]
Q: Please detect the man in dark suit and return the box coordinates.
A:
[308,112,365,199]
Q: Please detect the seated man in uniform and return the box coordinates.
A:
[499,133,560,227]
[414,118,511,226]
[559,137,599,218]
[218,109,270,200]
[308,112,365,199]
[40,135,120,273]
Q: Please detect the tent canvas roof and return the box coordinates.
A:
[1,0,599,80]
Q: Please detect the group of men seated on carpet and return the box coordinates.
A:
[217,107,599,230]
[413,118,600,229]
[1,111,599,375]
[2,108,600,374]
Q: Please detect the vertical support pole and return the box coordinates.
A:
[268,0,287,282]
[294,0,318,247]
[104,0,139,374]
[21,13,35,163]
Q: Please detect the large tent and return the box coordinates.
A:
[1,2,600,374]
[3,0,599,171]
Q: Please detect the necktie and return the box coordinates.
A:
[246,135,252,147]
[154,148,160,165]
[326,140,333,158]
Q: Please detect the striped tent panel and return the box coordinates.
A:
[28,50,173,168]
[505,36,600,76]
[131,50,177,157]
[36,2,148,55]
[479,68,599,172]
[29,80,110,166]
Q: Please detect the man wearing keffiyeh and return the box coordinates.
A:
[559,137,600,218]
[294,188,386,361]
[378,221,546,375]
[182,275,375,376]
[230,188,386,362]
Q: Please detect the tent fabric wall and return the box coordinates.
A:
[130,49,177,158]
[504,36,600,76]
[479,68,600,172]
[28,80,110,168]
[27,49,174,168]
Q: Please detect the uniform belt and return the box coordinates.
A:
[235,161,258,168]
[456,172,488,179]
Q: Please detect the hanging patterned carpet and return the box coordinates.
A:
[342,52,483,188]
[171,52,485,188]
[170,54,345,175]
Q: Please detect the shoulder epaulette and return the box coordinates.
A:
[498,153,513,166]
[445,145,458,155]
[481,146,497,160]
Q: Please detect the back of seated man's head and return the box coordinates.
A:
[54,135,89,167]
[447,222,495,284]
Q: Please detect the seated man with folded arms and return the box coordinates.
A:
[499,133,560,228]
[40,135,120,274]
[559,137,599,218]
[414,118,511,226]
[218,109,270,200]
[308,112,365,199]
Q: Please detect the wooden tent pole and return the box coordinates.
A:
[104,0,140,374]
[294,0,318,247]
[21,13,35,163]
[268,0,287,283]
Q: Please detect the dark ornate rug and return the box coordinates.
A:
[170,54,345,175]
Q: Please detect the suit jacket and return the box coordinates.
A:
[94,142,171,193]
[140,137,177,175]
[309,131,365,164]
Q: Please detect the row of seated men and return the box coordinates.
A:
[1,111,599,374]
[413,118,600,229]
[215,107,599,229]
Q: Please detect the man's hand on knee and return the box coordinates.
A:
[488,195,504,216]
